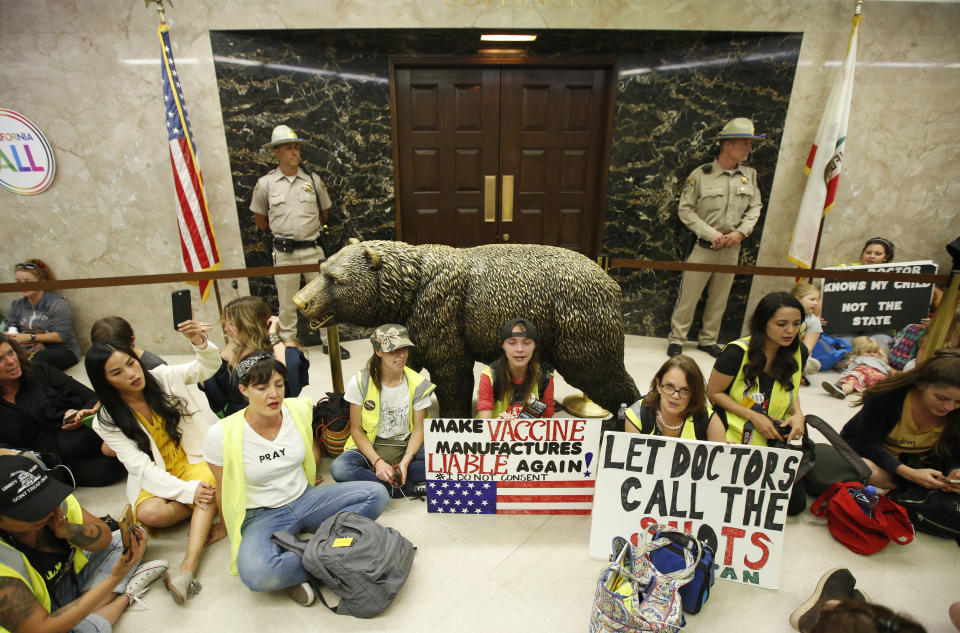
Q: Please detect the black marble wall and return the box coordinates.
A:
[211,29,801,342]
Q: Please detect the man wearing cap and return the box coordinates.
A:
[251,124,348,359]
[667,118,765,359]
[0,454,166,633]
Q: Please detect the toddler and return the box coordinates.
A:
[822,336,891,399]
[791,281,823,376]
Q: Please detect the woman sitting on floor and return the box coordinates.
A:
[0,334,124,487]
[204,356,388,606]
[330,324,435,498]
[6,259,82,370]
[706,291,809,514]
[624,355,725,442]
[199,296,309,418]
[840,349,960,492]
[477,318,555,420]
[86,319,225,605]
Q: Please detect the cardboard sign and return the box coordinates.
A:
[423,418,602,515]
[588,432,799,589]
[821,260,938,332]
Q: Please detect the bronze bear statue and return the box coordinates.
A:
[293,240,639,417]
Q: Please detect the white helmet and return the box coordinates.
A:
[262,124,306,149]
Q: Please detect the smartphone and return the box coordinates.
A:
[171,289,192,330]
[118,504,134,553]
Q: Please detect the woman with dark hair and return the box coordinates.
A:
[827,236,899,350]
[6,259,81,370]
[840,349,960,492]
[90,315,167,370]
[624,355,725,442]
[0,333,123,487]
[204,356,388,606]
[85,320,224,605]
[477,318,555,420]
[199,295,309,418]
[707,292,808,513]
[330,324,435,497]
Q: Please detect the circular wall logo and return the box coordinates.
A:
[0,109,56,195]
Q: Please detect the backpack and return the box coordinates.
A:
[810,482,914,555]
[888,484,960,540]
[271,512,415,618]
[801,415,873,497]
[811,334,852,371]
[312,393,351,457]
[649,528,715,614]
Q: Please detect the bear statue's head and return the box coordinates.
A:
[293,241,419,328]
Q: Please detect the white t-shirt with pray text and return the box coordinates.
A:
[204,405,308,509]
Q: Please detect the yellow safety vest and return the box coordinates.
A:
[343,367,435,452]
[624,401,712,441]
[219,396,315,575]
[479,366,549,418]
[0,494,88,623]
[723,337,801,446]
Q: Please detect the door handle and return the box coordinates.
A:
[501,175,514,222]
[484,175,496,223]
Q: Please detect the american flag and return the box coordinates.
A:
[426,479,595,515]
[159,23,220,301]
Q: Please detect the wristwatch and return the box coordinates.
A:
[29,333,37,342]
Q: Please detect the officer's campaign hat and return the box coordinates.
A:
[263,125,307,149]
[717,118,765,140]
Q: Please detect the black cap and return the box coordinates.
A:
[501,318,538,344]
[0,455,74,522]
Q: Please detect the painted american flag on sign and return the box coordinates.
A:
[426,479,595,515]
[159,23,220,301]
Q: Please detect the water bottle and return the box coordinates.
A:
[848,485,880,517]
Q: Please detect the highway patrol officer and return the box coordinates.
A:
[251,124,348,358]
[667,118,764,358]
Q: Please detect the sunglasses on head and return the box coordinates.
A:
[15,262,39,271]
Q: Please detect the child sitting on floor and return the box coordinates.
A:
[822,336,892,399]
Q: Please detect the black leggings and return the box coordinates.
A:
[53,426,125,487]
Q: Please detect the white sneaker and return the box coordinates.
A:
[124,559,169,607]
[286,581,315,607]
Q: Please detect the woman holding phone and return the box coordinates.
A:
[85,319,224,606]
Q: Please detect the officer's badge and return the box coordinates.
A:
[303,182,315,194]
[683,178,695,194]
[252,182,259,195]
[741,175,749,184]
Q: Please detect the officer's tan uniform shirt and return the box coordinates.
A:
[677,160,762,241]
[250,167,332,241]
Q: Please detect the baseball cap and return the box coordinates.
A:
[0,455,74,522]
[371,324,416,353]
[501,318,538,344]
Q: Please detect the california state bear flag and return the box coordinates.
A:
[788,14,862,269]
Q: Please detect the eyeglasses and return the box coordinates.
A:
[661,383,691,398]
[15,262,39,271]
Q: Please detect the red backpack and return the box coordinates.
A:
[811,482,914,555]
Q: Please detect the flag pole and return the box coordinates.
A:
[144,0,170,24]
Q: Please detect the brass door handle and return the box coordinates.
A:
[484,175,496,223]
[501,175,514,222]
[502,233,510,242]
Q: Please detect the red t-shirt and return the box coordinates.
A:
[477,372,555,417]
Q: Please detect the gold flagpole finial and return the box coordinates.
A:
[144,0,172,24]
[855,0,863,16]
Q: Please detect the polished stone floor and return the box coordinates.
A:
[63,334,959,633]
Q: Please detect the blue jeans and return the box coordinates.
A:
[329,448,426,497]
[236,482,389,592]
[51,531,141,633]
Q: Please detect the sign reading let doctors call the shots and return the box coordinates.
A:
[588,431,800,589]
[423,417,602,515]
[0,109,56,195]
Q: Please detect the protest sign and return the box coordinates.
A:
[821,260,937,332]
[424,418,602,515]
[588,432,799,589]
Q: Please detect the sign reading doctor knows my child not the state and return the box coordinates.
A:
[589,432,800,589]
[0,109,56,195]
[423,417,602,515]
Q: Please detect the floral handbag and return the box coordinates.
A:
[589,526,700,633]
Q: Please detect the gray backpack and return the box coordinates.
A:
[271,512,415,618]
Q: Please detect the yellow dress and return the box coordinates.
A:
[134,410,215,517]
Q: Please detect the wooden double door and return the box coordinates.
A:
[393,63,614,257]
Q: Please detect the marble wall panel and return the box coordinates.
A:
[211,28,800,341]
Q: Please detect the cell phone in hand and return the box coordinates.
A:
[171,289,192,330]
[118,504,134,554]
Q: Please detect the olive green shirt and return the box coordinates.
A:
[677,160,762,241]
